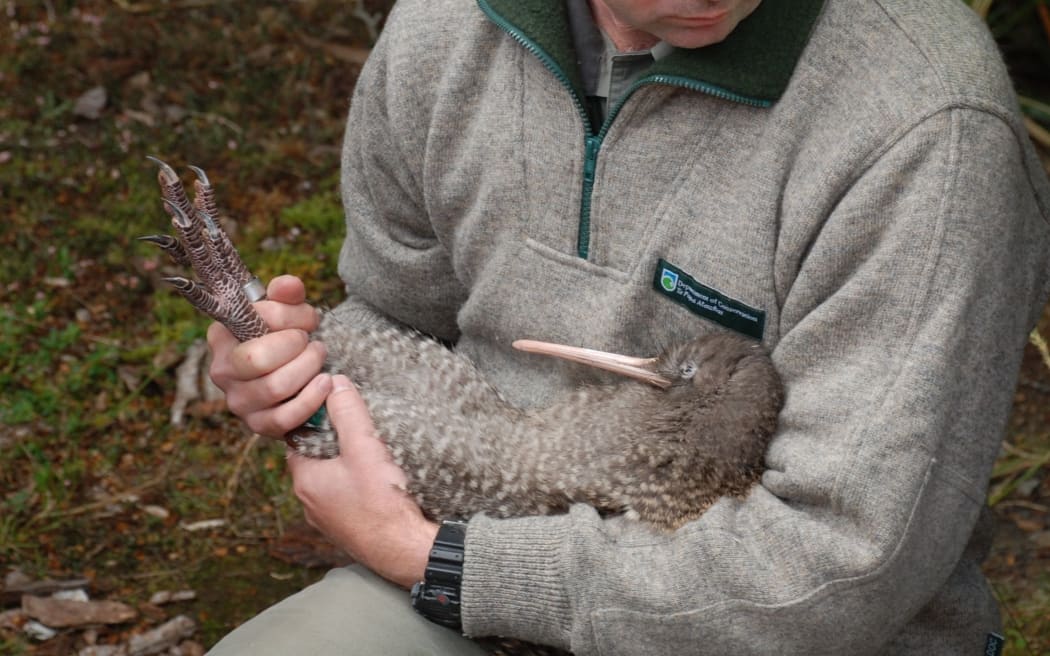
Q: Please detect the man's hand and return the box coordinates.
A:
[208,274,331,438]
[288,375,440,589]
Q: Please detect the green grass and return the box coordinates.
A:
[0,2,378,647]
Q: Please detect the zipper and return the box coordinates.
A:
[476,0,772,260]
[578,135,601,257]
[475,0,599,259]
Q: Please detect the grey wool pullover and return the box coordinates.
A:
[334,0,1050,653]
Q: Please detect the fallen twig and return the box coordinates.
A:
[996,499,1050,513]
[36,477,165,521]
[1,578,90,606]
[222,432,260,510]
[990,448,1050,506]
[78,614,197,656]
[111,0,218,13]
[127,614,197,655]
[352,0,383,43]
[299,35,371,66]
[172,339,220,426]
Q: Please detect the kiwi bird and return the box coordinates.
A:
[141,160,784,532]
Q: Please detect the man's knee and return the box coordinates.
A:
[207,565,486,655]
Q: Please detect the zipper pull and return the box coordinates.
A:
[584,136,601,183]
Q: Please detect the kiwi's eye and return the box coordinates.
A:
[679,362,697,379]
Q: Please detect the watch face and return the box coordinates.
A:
[412,581,462,629]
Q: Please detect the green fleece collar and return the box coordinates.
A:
[477,0,826,105]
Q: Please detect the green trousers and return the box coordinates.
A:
[206,565,489,655]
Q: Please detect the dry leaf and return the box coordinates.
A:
[0,608,27,630]
[22,595,137,628]
[73,86,107,120]
[148,590,196,605]
[23,619,58,641]
[127,615,196,655]
[179,519,225,532]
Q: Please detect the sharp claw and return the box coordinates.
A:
[162,275,222,316]
[196,209,221,236]
[147,155,179,185]
[162,198,193,227]
[138,234,177,247]
[189,165,221,225]
[160,275,193,290]
[187,165,210,186]
[139,234,191,267]
[162,189,218,235]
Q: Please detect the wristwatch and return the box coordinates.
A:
[411,520,467,630]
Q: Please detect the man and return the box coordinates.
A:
[206,0,1050,653]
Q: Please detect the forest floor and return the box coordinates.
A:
[1,2,1049,655]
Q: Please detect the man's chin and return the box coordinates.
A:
[661,23,736,49]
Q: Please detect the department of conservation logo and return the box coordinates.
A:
[659,268,679,292]
[652,258,766,340]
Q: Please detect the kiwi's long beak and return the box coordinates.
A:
[512,340,672,389]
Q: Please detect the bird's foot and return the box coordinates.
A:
[140,157,338,458]
[140,157,268,342]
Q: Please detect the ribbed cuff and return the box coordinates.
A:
[461,511,576,647]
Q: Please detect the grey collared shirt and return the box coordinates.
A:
[566,0,673,129]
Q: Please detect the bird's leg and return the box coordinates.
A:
[140,157,336,458]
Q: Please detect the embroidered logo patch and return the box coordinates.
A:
[652,259,765,340]
[659,268,679,293]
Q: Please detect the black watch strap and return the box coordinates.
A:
[411,520,467,630]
